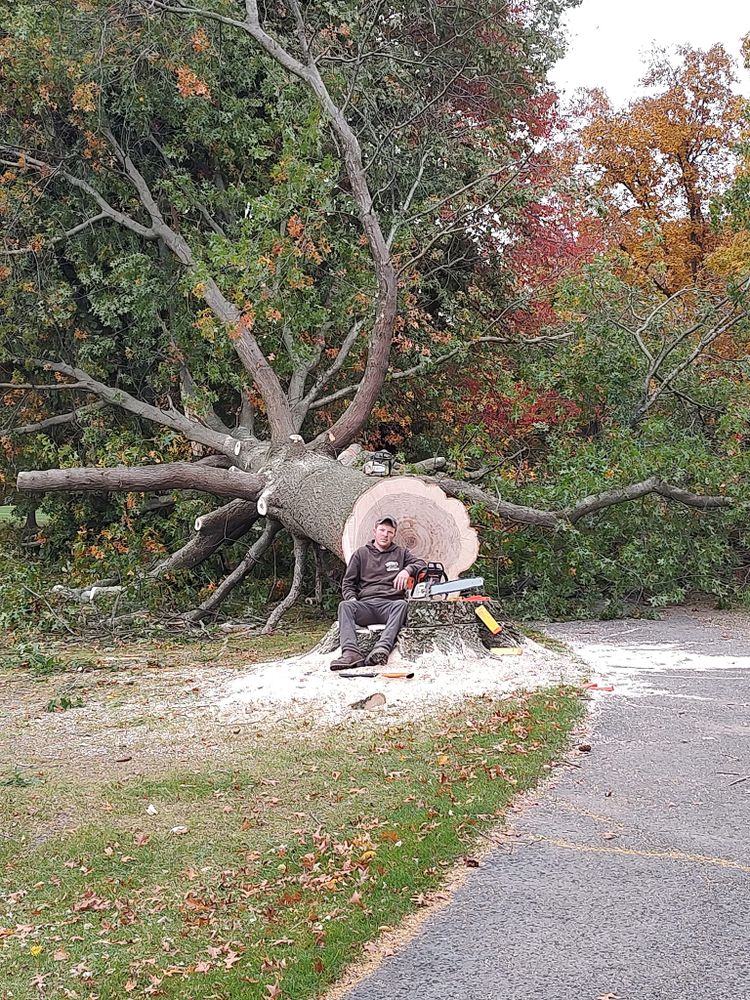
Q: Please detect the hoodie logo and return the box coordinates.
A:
[385,561,399,572]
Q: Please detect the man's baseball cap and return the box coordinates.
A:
[376,515,397,529]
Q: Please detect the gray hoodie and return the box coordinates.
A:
[342,542,426,601]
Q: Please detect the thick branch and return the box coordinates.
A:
[23,358,239,458]
[150,499,259,578]
[0,149,157,239]
[165,2,398,449]
[16,463,265,501]
[437,475,733,528]
[184,518,282,623]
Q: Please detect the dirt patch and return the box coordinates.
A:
[0,627,583,784]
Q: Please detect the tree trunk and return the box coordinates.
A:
[260,447,477,575]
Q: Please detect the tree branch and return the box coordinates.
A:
[437,475,733,528]
[2,213,109,255]
[3,137,295,442]
[309,330,573,409]
[150,499,259,578]
[0,149,157,239]
[23,358,240,458]
[16,462,265,501]
[183,517,282,623]
[301,318,365,409]
[4,401,105,436]
[262,534,308,632]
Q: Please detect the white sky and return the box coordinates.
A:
[550,1,750,105]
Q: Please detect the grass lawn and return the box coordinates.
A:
[0,631,583,1000]
[0,506,50,527]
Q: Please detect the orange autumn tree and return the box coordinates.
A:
[575,44,745,294]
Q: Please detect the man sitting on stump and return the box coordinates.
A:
[330,515,425,671]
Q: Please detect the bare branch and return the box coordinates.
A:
[9,125,294,441]
[302,319,365,408]
[262,534,308,632]
[0,150,157,239]
[386,151,429,250]
[0,382,90,391]
[184,517,282,623]
[437,475,733,528]
[24,358,240,458]
[2,213,109,255]
[17,462,265,501]
[145,0,251,31]
[178,362,237,438]
[309,330,573,409]
[4,401,105,436]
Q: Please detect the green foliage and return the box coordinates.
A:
[0,768,39,788]
[472,425,749,619]
[46,694,85,712]
[0,643,65,676]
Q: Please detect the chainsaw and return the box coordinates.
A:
[407,561,484,601]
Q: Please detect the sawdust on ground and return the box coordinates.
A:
[0,630,583,782]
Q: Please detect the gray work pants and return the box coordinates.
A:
[338,598,409,654]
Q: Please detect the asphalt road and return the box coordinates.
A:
[343,608,750,1000]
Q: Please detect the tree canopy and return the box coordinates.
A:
[2,9,750,627]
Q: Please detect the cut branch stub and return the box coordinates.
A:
[342,477,478,578]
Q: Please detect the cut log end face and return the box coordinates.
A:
[342,476,479,578]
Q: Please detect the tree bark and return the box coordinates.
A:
[17,464,265,502]
[256,447,477,574]
[149,499,259,578]
[183,518,282,623]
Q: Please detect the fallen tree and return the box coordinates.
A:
[2,2,740,628]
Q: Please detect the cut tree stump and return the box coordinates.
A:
[312,599,522,660]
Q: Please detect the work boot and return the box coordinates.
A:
[330,648,365,672]
[364,647,389,667]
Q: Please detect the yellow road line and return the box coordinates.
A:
[535,836,750,874]
[554,800,624,827]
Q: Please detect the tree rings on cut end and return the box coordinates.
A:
[341,476,479,578]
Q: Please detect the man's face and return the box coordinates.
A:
[374,522,396,550]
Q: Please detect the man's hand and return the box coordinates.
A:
[393,569,411,591]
